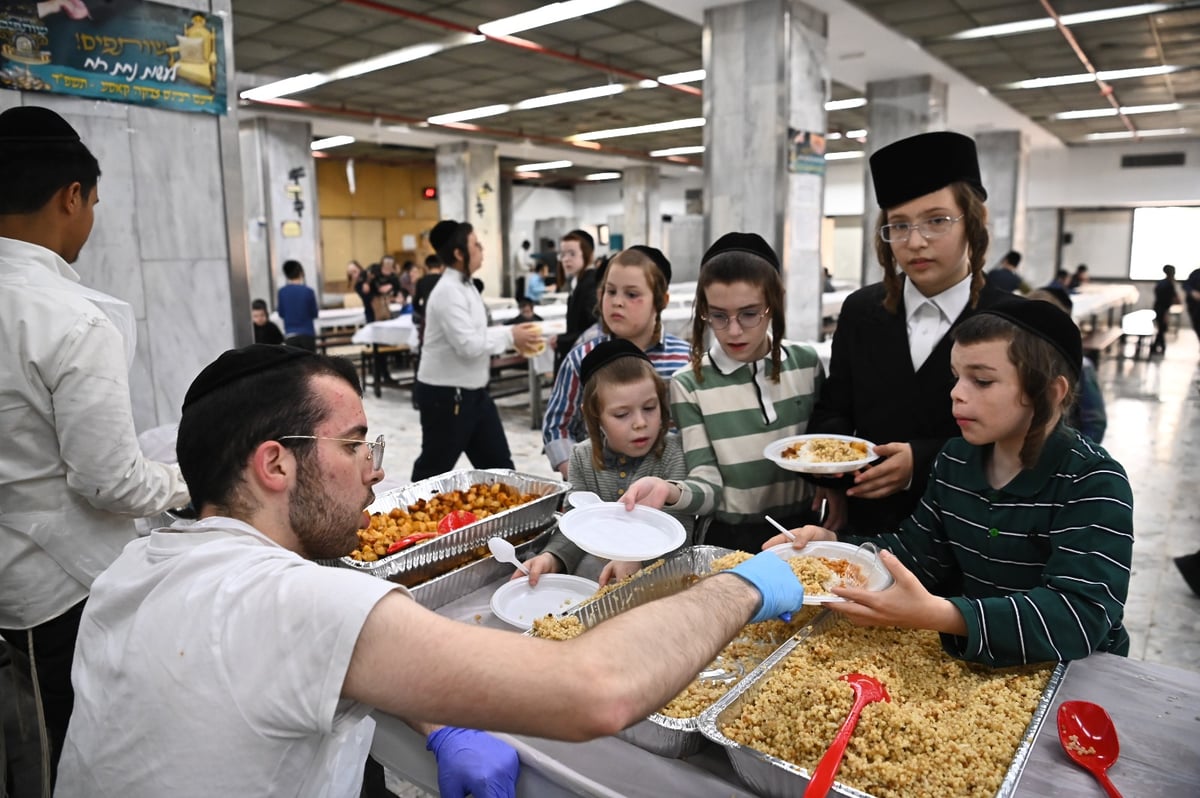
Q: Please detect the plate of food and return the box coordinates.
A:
[558,492,688,561]
[763,433,877,474]
[768,540,893,604]
[490,574,600,630]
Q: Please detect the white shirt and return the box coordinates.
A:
[903,274,971,371]
[0,237,189,629]
[56,518,404,798]
[417,270,514,389]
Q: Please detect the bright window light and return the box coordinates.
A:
[480,0,628,36]
[570,117,705,142]
[948,3,1172,40]
[657,69,705,85]
[311,135,355,151]
[1001,65,1184,90]
[1085,127,1191,140]
[1129,206,1199,280]
[585,172,622,180]
[427,104,512,125]
[825,151,864,160]
[515,84,625,110]
[826,97,867,111]
[648,145,705,157]
[514,160,573,171]
[1053,102,1183,120]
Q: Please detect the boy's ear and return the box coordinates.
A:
[1051,374,1070,407]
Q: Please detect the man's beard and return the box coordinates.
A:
[287,454,370,560]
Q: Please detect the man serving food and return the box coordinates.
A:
[57,345,806,797]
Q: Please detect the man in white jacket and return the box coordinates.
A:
[0,106,189,788]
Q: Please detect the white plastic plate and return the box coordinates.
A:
[489,574,599,630]
[558,498,687,561]
[763,433,877,475]
[769,540,893,604]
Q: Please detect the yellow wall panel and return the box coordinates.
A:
[316,160,352,217]
[349,162,386,218]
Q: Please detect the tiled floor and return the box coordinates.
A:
[363,330,1200,796]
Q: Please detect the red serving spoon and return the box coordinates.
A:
[1057,700,1124,797]
[804,673,890,798]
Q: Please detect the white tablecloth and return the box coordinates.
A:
[1070,283,1140,324]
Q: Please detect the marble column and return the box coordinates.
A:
[860,76,948,284]
[622,165,662,249]
[238,116,320,310]
[976,130,1028,268]
[704,0,828,341]
[436,141,502,296]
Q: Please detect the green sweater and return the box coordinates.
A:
[849,426,1133,667]
[667,342,823,526]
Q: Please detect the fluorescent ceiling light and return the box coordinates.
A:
[826,132,842,140]
[948,3,1172,40]
[311,135,355,151]
[514,160,573,171]
[1002,65,1185,90]
[571,117,705,142]
[480,0,628,37]
[649,145,705,157]
[585,172,622,180]
[845,129,868,139]
[826,97,867,111]
[825,151,864,160]
[241,73,327,102]
[1085,127,1191,140]
[1053,102,1183,120]
[515,84,625,110]
[427,104,512,125]
[657,69,705,85]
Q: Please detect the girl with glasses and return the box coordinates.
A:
[806,131,1011,537]
[621,233,824,553]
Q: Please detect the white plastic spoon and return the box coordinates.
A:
[488,537,530,576]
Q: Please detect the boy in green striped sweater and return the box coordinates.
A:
[767,298,1133,667]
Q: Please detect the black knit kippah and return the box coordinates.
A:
[429,219,461,252]
[0,106,81,143]
[183,344,314,410]
[579,339,650,386]
[567,228,595,250]
[870,131,987,209]
[979,297,1083,378]
[627,244,672,283]
[702,232,780,272]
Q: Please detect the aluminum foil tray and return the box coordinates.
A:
[697,612,1068,798]
[408,525,552,610]
[320,469,567,587]
[530,545,800,759]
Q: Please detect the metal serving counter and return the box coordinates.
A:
[369,577,1200,797]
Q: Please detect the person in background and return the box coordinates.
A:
[1152,264,1180,356]
[621,234,824,552]
[250,298,283,345]
[985,250,1027,294]
[806,131,1010,536]
[412,253,443,329]
[367,257,402,318]
[575,254,611,349]
[1068,263,1089,292]
[1027,288,1106,443]
[542,246,689,478]
[277,259,319,352]
[823,266,836,293]
[504,297,542,325]
[1185,267,1200,348]
[0,106,190,790]
[55,345,807,798]
[345,260,364,295]
[1046,268,1070,293]
[523,341,693,585]
[525,261,550,304]
[411,220,542,480]
[398,259,417,302]
[554,229,599,372]
[765,299,1134,668]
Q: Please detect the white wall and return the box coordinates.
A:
[509,184,576,250]
[1027,140,1200,209]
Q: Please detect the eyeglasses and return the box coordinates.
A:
[879,214,964,243]
[278,434,385,471]
[703,308,769,330]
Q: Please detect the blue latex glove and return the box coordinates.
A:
[728,550,806,623]
[426,726,520,798]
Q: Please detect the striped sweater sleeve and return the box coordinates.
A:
[668,373,720,516]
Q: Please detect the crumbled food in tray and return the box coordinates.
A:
[783,438,868,463]
[711,550,864,596]
[351,483,538,561]
[721,620,1053,798]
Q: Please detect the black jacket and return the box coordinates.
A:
[808,281,1012,535]
[555,267,600,358]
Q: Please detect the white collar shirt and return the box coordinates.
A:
[416,271,515,389]
[903,274,971,371]
[708,338,791,425]
[0,237,189,628]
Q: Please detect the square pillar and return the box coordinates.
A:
[436,141,502,295]
[976,130,1028,264]
[622,165,662,249]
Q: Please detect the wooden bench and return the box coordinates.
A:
[1081,327,1123,364]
